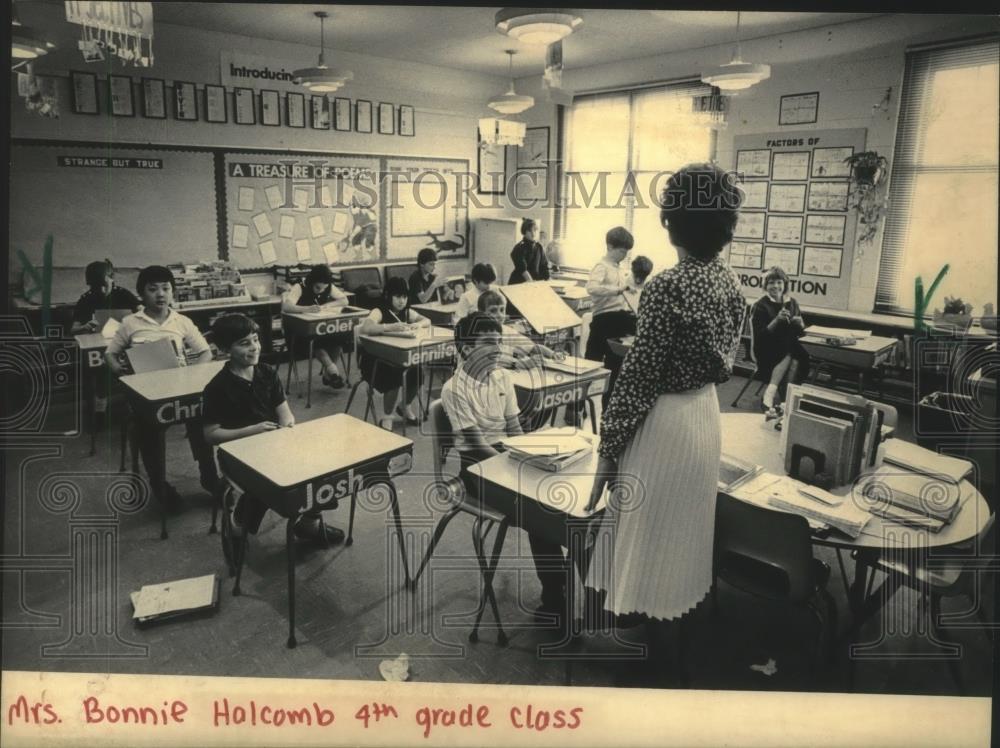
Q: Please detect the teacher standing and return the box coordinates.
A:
[585,163,746,676]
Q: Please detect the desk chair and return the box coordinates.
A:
[713,493,838,669]
[340,267,383,310]
[384,263,418,286]
[281,316,352,407]
[731,301,765,408]
[862,513,995,694]
[408,400,510,645]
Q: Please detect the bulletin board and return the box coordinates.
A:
[10,142,217,270]
[384,157,470,261]
[725,128,867,310]
[224,151,382,269]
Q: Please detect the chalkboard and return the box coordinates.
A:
[10,142,217,271]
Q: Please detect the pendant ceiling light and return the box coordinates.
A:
[488,50,534,115]
[293,11,352,94]
[495,8,582,46]
[12,4,55,61]
[701,11,770,93]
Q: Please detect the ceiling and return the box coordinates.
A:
[34,3,882,76]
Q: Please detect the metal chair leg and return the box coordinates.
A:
[409,504,462,590]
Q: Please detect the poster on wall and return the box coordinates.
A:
[729,127,868,309]
[384,157,471,261]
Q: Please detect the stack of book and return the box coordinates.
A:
[501,430,594,472]
[130,574,219,625]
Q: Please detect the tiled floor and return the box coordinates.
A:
[2,367,994,696]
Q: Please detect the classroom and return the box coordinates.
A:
[3,3,998,742]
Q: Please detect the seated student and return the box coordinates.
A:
[358,277,432,430]
[508,218,550,285]
[623,254,654,314]
[477,290,557,361]
[281,263,350,389]
[441,312,569,620]
[105,265,219,506]
[408,248,443,305]
[751,266,810,419]
[583,227,636,412]
[72,259,141,335]
[454,262,497,320]
[202,313,343,545]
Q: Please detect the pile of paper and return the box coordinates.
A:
[803,325,871,340]
[502,430,594,472]
[858,465,964,525]
[882,439,973,483]
[130,574,218,624]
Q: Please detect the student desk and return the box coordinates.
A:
[799,332,899,395]
[216,414,413,648]
[74,332,113,456]
[720,412,991,636]
[281,306,368,408]
[507,358,610,433]
[354,326,457,430]
[554,285,593,313]
[118,361,225,539]
[412,301,460,326]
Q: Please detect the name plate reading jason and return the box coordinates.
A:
[513,378,592,414]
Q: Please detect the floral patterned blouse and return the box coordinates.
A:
[598,255,746,459]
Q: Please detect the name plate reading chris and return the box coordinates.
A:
[153,394,203,425]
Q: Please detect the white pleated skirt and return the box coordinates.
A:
[586,383,721,621]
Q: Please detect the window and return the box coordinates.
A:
[876,39,999,316]
[560,82,715,272]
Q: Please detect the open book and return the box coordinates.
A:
[130,574,219,624]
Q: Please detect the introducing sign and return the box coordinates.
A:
[220,51,303,95]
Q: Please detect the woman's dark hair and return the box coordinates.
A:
[212,313,260,351]
[520,218,537,236]
[384,276,410,302]
[454,311,502,358]
[659,162,743,260]
[631,255,654,283]
[470,262,497,285]
[417,248,437,266]
[304,263,334,287]
[477,289,506,312]
[762,266,790,294]
[85,259,113,289]
[136,265,176,294]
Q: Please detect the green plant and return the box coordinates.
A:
[844,151,889,244]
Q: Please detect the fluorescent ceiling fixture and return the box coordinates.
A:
[293,11,353,93]
[12,9,54,60]
[701,11,770,92]
[488,49,534,115]
[479,117,526,147]
[495,8,583,45]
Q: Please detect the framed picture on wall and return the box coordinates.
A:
[141,78,166,118]
[234,87,255,125]
[205,84,227,123]
[174,81,197,120]
[356,99,373,133]
[286,91,305,128]
[109,75,134,116]
[378,102,395,134]
[70,71,99,115]
[260,90,280,126]
[311,95,330,129]
[398,105,415,136]
[477,134,507,195]
[779,92,819,126]
[517,126,549,169]
[334,97,352,131]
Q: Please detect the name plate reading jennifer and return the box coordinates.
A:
[404,341,457,367]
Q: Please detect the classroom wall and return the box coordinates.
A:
[521,13,997,313]
[9,3,534,282]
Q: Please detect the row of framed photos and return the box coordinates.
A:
[727,242,843,279]
[69,71,415,135]
[734,212,848,247]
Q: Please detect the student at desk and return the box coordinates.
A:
[408,248,444,305]
[281,263,351,389]
[454,262,497,319]
[105,265,219,507]
[359,277,432,430]
[203,313,343,546]
[441,312,569,620]
[71,259,141,335]
[751,266,809,419]
[508,218,549,285]
[477,290,557,361]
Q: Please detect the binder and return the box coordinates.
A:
[130,574,219,625]
[126,337,182,373]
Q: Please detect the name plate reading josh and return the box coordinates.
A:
[295,447,414,516]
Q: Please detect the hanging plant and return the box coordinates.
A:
[844,151,889,245]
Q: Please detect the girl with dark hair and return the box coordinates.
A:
[751,266,809,418]
[585,163,746,681]
[71,259,140,334]
[357,277,431,430]
[508,218,549,284]
[281,264,351,389]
